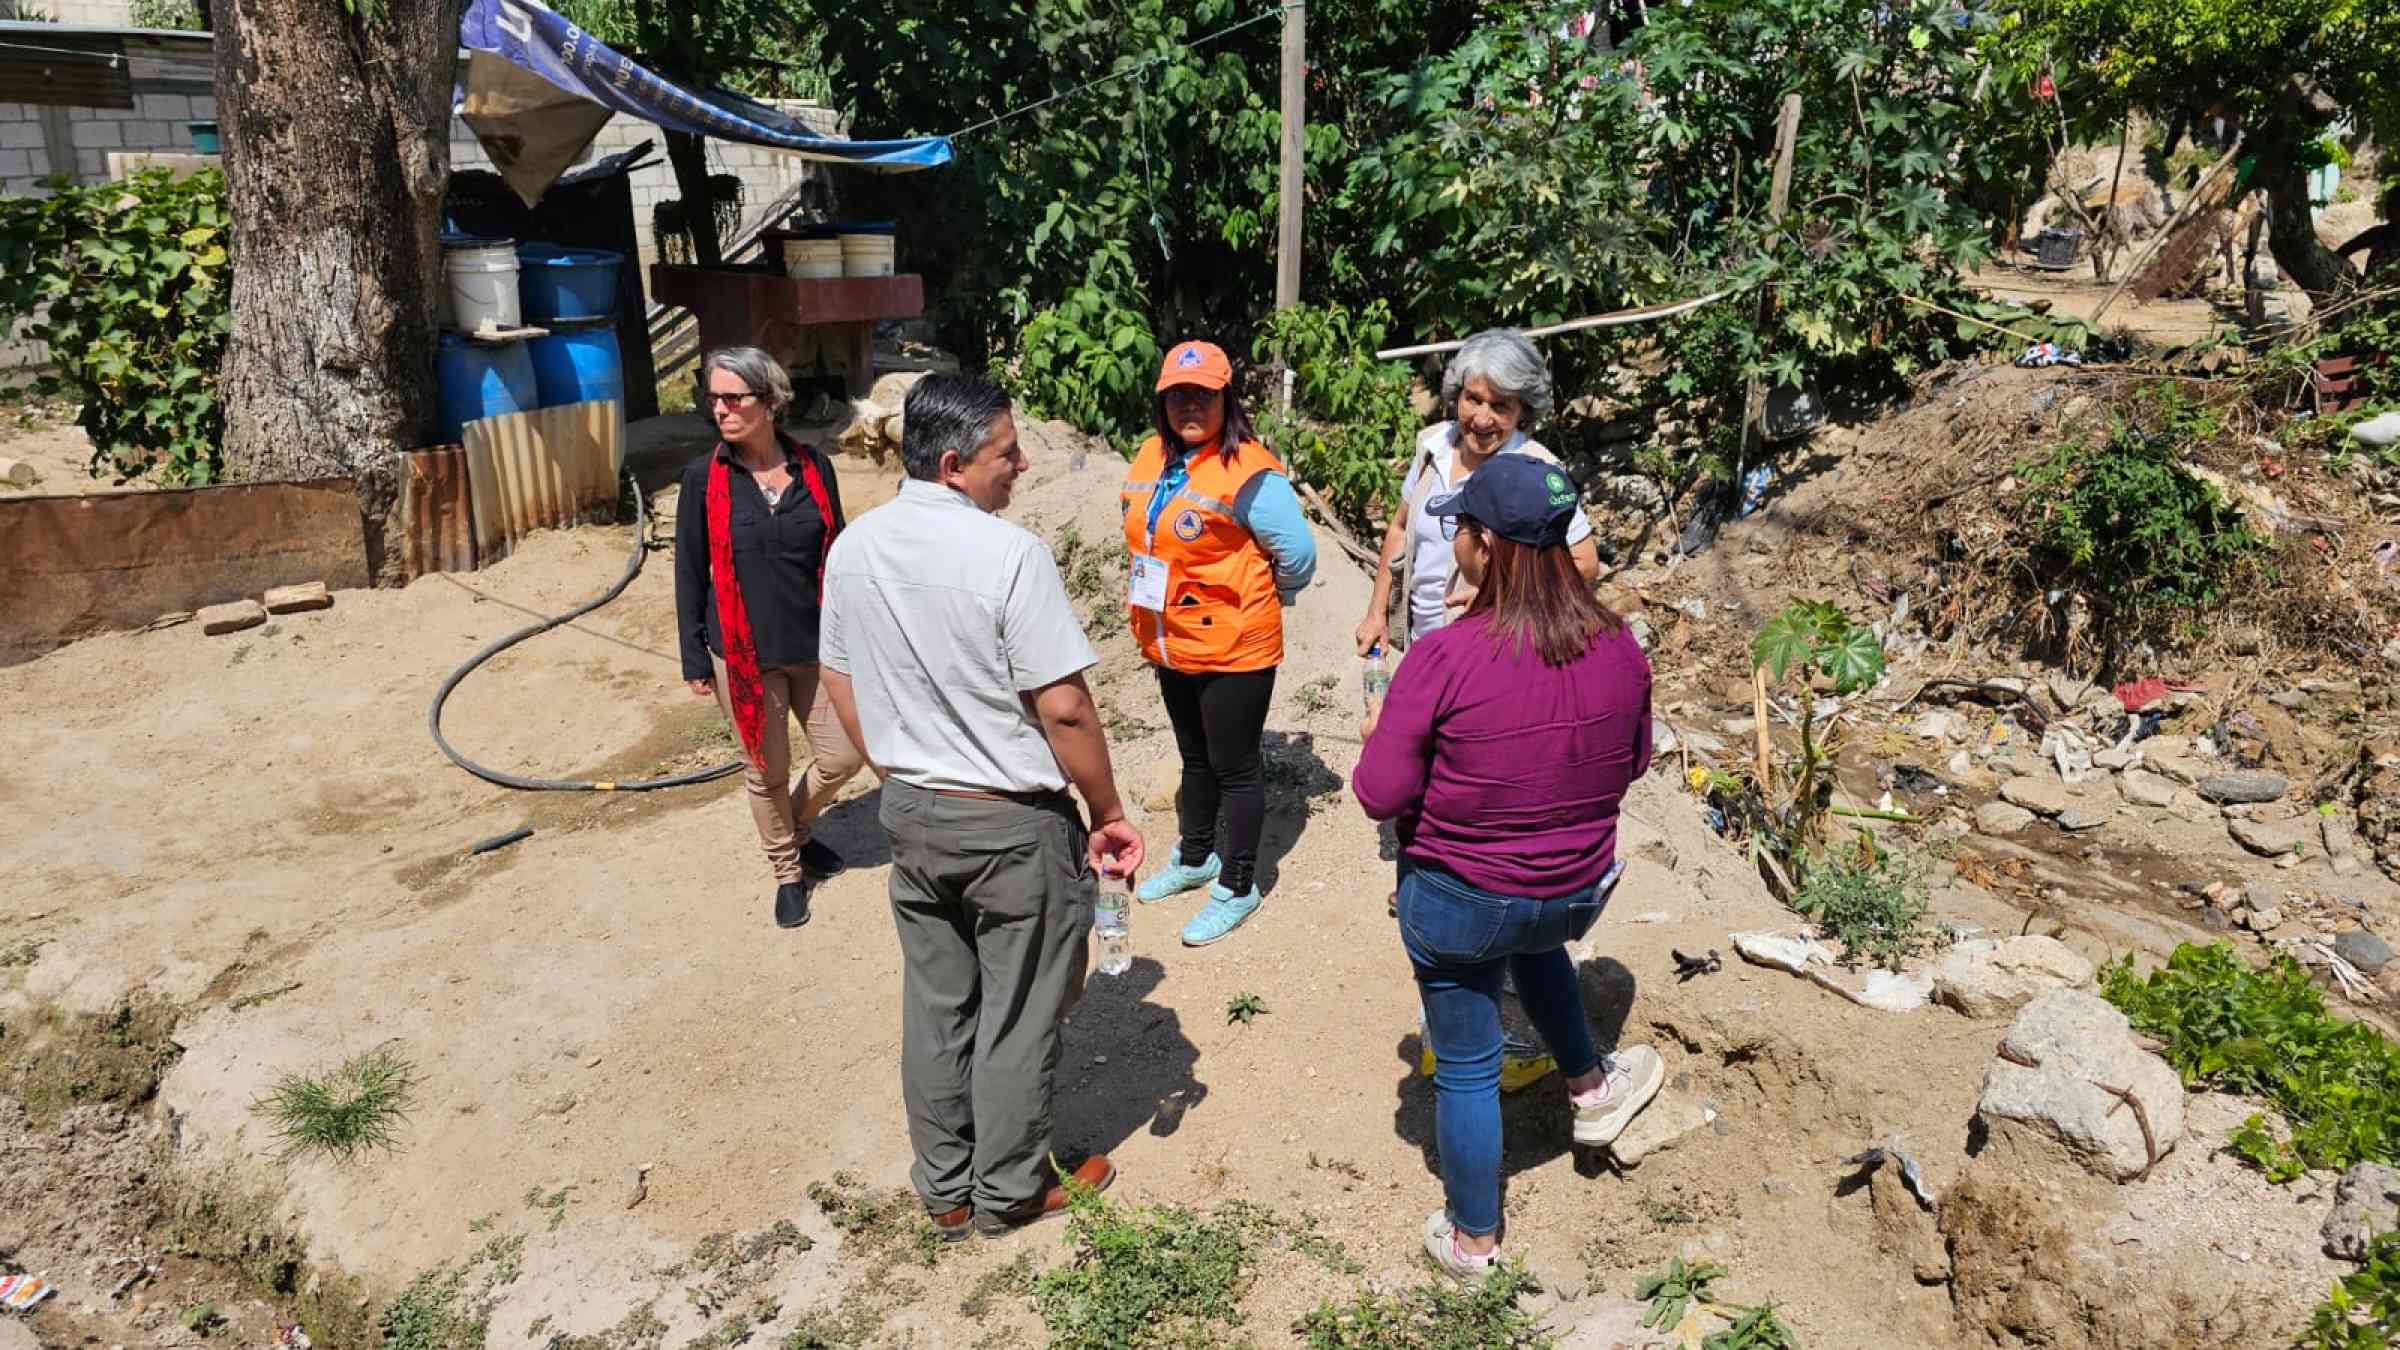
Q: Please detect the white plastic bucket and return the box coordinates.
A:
[783,238,843,280]
[840,233,896,278]
[445,241,521,333]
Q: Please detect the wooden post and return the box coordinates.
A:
[1739,95,1803,463]
[1275,0,1305,314]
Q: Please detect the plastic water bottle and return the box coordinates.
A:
[1094,884,1132,976]
[1362,644,1392,712]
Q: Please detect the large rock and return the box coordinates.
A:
[2325,814,2365,878]
[2147,750,2214,786]
[2335,929,2394,976]
[2228,817,2306,857]
[1933,937,2097,1020]
[2323,1163,2400,1261]
[2117,769,2178,808]
[1999,776,2072,817]
[2197,771,2290,804]
[1975,801,2037,836]
[198,598,267,635]
[1977,990,2186,1182]
[1609,1087,1711,1166]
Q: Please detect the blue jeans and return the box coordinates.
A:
[1398,857,1617,1238]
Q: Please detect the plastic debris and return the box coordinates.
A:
[2015,341,2083,368]
[1732,929,1838,975]
[276,1326,315,1350]
[0,1274,55,1313]
[1843,1143,1938,1211]
[1673,948,1723,980]
[1858,968,1934,1012]
[1739,462,1774,517]
[2041,724,2095,785]
[2112,677,2171,712]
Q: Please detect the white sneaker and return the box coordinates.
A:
[1421,1210,1500,1280]
[1571,1045,1665,1146]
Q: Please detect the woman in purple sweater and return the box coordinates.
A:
[1353,454,1664,1278]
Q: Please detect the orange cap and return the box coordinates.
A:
[1156,340,1232,392]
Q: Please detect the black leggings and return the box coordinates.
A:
[1154,665,1277,895]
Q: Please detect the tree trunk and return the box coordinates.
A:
[664,130,724,268]
[2256,78,2358,300]
[212,0,466,584]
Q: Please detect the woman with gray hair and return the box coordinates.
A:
[674,346,865,930]
[1355,328,1600,658]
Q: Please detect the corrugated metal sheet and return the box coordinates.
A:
[401,446,478,577]
[0,34,133,109]
[460,399,623,565]
[0,478,367,667]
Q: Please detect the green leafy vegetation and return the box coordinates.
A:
[1295,1261,1552,1348]
[1705,1303,1803,1349]
[1714,599,1890,871]
[127,0,204,28]
[1789,837,1941,971]
[807,1170,952,1268]
[0,168,232,484]
[1008,282,1162,443]
[252,1045,417,1162]
[1254,301,1414,528]
[1225,991,1269,1026]
[2100,943,2400,1181]
[2305,1230,2400,1349]
[1028,1182,1261,1348]
[1637,1254,1725,1331]
[380,1234,526,1350]
[2017,387,2269,649]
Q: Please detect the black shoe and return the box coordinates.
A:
[799,838,847,880]
[774,880,812,929]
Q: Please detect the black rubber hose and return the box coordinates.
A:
[428,482,743,792]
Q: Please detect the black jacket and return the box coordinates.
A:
[674,435,848,680]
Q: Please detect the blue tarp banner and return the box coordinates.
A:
[459,0,953,171]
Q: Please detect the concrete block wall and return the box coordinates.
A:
[45,0,136,25]
[0,91,216,196]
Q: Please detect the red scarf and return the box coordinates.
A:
[707,434,838,771]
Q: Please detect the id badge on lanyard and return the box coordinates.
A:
[1128,553,1170,612]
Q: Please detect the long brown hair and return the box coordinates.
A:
[1460,521,1619,666]
[1152,377,1260,464]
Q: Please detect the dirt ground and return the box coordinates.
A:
[4,390,2390,1348]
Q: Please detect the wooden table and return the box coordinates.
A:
[650,265,925,397]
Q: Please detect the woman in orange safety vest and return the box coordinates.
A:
[1122,340,1318,947]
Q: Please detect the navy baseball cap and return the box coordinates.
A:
[1425,454,1581,548]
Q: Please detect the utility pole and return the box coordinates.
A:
[1275,1,1304,407]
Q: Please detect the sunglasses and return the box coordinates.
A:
[705,390,761,410]
[1438,513,1481,541]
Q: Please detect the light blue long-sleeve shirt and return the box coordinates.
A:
[1144,449,1319,604]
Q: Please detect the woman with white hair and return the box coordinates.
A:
[674,345,866,930]
[1354,328,1599,658]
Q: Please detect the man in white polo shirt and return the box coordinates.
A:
[819,373,1146,1241]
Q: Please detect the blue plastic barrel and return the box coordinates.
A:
[435,332,537,445]
[525,320,625,410]
[515,243,624,323]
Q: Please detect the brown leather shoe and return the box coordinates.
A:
[931,1203,973,1242]
[972,1154,1117,1238]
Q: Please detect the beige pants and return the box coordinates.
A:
[712,657,866,883]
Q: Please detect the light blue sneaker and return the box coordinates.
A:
[1136,850,1220,905]
[1180,882,1261,946]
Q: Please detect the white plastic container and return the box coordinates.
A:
[444,239,521,333]
[783,237,843,280]
[839,233,895,278]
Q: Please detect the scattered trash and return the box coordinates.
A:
[2015,341,2083,368]
[1842,1143,1939,1212]
[1676,597,1708,621]
[468,825,535,856]
[1858,968,1934,1012]
[0,1274,55,1313]
[2112,677,2171,712]
[107,1263,159,1300]
[2041,724,2095,786]
[275,1326,314,1350]
[1732,929,1837,975]
[1738,462,1775,517]
[1888,764,1946,796]
[2351,410,2400,449]
[1673,949,1723,981]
